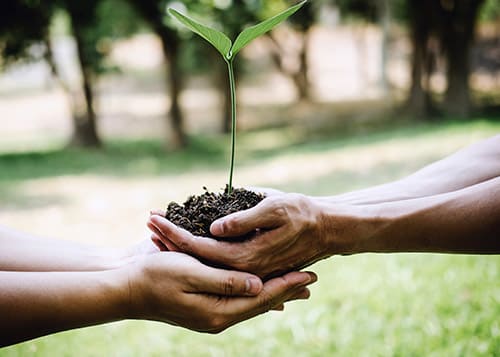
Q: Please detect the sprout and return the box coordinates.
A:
[169,1,307,193]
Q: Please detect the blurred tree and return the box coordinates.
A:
[480,0,500,21]
[62,0,145,147]
[405,0,439,117]
[335,0,402,96]
[0,1,54,64]
[335,0,486,118]
[0,0,140,147]
[439,0,485,117]
[406,0,485,118]
[266,0,316,101]
[128,0,187,149]
[62,1,103,147]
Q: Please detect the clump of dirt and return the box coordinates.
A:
[165,186,264,238]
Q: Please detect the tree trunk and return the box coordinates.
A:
[405,0,433,117]
[440,0,484,117]
[292,31,311,101]
[126,0,187,150]
[160,36,186,149]
[69,24,101,148]
[266,31,311,101]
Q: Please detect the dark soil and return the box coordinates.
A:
[165,186,264,238]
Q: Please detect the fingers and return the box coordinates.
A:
[151,235,169,251]
[149,215,238,266]
[225,271,317,316]
[151,232,179,252]
[187,265,263,297]
[210,198,285,237]
[198,271,316,332]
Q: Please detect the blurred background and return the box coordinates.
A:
[1,0,499,356]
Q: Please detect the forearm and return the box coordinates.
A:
[0,269,127,346]
[323,135,500,205]
[0,226,131,271]
[322,177,500,255]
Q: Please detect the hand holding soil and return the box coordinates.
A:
[148,193,337,280]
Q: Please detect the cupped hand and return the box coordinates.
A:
[126,251,316,333]
[148,193,332,279]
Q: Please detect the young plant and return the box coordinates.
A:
[169,1,307,194]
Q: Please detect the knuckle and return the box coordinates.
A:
[264,197,287,217]
[176,239,192,253]
[223,216,239,233]
[221,275,236,295]
[285,193,317,231]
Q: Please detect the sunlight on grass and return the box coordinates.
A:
[1,119,499,356]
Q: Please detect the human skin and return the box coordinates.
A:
[149,135,500,279]
[0,226,316,346]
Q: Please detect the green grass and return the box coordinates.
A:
[1,118,500,356]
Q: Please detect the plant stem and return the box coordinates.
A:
[227,59,236,194]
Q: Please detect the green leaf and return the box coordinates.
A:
[168,8,232,59]
[230,0,307,57]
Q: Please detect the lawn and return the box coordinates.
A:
[1,118,499,356]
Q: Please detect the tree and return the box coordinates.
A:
[405,0,439,117]
[405,0,485,118]
[62,1,103,147]
[128,0,187,149]
[1,0,104,147]
[266,0,316,101]
[0,1,54,65]
[439,0,485,117]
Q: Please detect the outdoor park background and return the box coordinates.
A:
[1,0,499,355]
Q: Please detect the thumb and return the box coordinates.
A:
[210,198,284,237]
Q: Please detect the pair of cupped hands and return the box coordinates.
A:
[132,188,332,333]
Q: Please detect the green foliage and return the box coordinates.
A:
[480,0,500,21]
[169,1,307,192]
[333,0,409,24]
[0,0,55,65]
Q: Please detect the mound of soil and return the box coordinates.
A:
[165,186,264,238]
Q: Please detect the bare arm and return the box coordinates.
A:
[337,176,500,254]
[0,251,316,346]
[0,269,125,346]
[326,134,500,204]
[0,225,157,271]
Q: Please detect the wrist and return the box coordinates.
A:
[89,248,134,271]
[117,258,152,321]
[314,199,390,255]
[97,268,132,322]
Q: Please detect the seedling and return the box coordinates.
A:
[169,1,307,194]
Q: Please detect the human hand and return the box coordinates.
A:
[126,251,316,333]
[148,193,335,279]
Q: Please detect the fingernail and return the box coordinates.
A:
[308,273,318,284]
[245,277,261,295]
[211,220,224,236]
[299,273,316,286]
